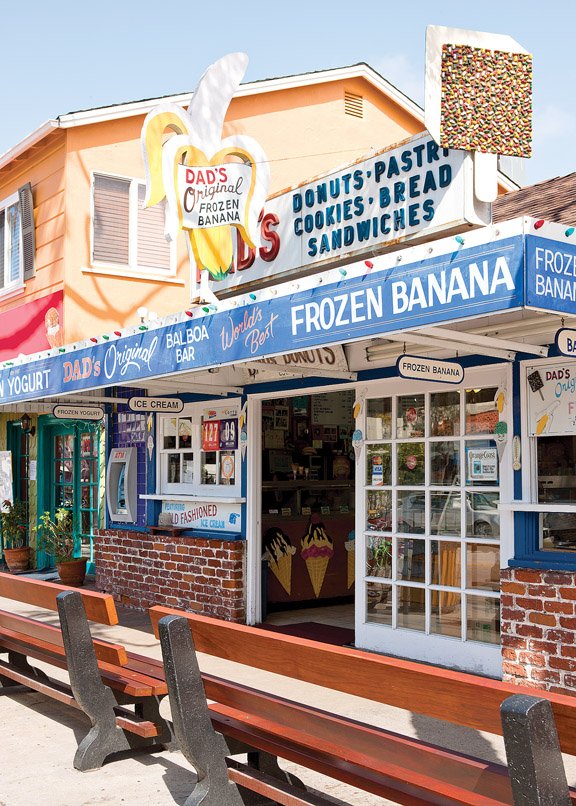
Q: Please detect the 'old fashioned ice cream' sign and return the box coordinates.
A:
[526,363,576,436]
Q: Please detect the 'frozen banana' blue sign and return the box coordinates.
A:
[0,235,532,405]
[526,235,576,315]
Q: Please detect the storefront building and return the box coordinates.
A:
[3,59,576,686]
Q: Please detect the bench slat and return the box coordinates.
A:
[227,761,352,806]
[0,611,128,666]
[0,573,118,625]
[150,607,576,757]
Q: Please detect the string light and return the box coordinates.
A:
[102,335,110,340]
[90,337,98,343]
[185,310,194,317]
[249,293,257,301]
[138,325,148,331]
[566,227,575,237]
[455,235,465,245]
[114,331,122,337]
[364,260,373,269]
[339,269,347,277]
[59,347,66,353]
[534,220,544,230]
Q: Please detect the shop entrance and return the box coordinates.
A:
[260,389,356,640]
[357,366,510,676]
[38,418,101,571]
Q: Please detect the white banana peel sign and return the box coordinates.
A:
[141,53,269,282]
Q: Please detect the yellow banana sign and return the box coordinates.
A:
[141,53,270,281]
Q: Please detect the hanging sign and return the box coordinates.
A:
[128,396,184,413]
[397,355,464,384]
[53,405,104,420]
[555,329,576,357]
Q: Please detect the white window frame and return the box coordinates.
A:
[157,400,242,498]
[0,191,24,295]
[90,171,176,277]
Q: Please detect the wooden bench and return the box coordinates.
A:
[0,572,171,771]
[150,606,576,806]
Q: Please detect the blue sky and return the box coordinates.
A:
[1,1,573,186]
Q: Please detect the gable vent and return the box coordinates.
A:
[344,91,363,118]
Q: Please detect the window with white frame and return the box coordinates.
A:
[158,401,241,497]
[92,173,173,274]
[0,193,22,292]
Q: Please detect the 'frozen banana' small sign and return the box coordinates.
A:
[397,355,464,384]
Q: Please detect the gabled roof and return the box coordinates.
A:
[493,172,576,225]
[0,63,423,173]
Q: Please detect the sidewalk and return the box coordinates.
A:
[0,596,573,805]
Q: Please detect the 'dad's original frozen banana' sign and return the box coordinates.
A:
[141,53,270,282]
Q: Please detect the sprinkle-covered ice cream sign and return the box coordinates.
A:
[141,53,269,283]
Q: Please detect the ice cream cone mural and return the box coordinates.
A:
[141,53,270,288]
[262,527,296,595]
[345,530,355,589]
[301,515,335,598]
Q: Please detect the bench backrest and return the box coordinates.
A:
[150,606,576,757]
[0,572,118,625]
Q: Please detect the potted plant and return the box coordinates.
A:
[37,508,86,587]
[1,499,31,573]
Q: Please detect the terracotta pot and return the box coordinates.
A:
[4,546,31,573]
[57,557,87,587]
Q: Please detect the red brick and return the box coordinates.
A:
[544,601,574,615]
[546,629,575,644]
[527,585,557,598]
[517,597,543,611]
[543,572,574,585]
[561,645,576,659]
[519,651,546,667]
[530,668,561,683]
[528,640,557,653]
[559,617,576,630]
[502,607,525,621]
[501,635,526,648]
[559,587,576,601]
[515,624,544,639]
[529,613,557,627]
[502,661,528,678]
[501,582,525,595]
[550,657,576,672]
[514,570,544,583]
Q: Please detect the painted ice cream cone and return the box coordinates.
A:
[263,527,296,595]
[345,538,355,589]
[301,515,334,599]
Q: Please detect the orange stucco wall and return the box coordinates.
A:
[0,131,66,311]
[1,74,424,348]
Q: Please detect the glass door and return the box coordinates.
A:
[357,368,509,676]
[44,422,101,569]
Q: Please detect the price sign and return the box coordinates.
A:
[219,418,238,450]
[202,420,220,451]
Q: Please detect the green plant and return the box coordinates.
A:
[1,499,28,549]
[368,538,392,575]
[36,509,75,563]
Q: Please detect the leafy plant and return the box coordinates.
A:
[36,509,76,563]
[1,499,28,549]
[368,538,392,576]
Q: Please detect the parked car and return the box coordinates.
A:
[368,492,499,537]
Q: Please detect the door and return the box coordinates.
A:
[356,366,510,676]
[40,421,101,570]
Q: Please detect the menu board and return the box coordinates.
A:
[202,418,239,450]
[526,363,576,436]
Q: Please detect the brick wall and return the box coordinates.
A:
[94,530,246,621]
[501,567,576,694]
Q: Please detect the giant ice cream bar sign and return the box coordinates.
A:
[177,163,254,230]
